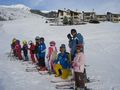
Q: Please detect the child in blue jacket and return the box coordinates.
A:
[54,44,71,79]
[38,37,47,71]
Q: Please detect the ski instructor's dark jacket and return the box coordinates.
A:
[69,33,84,58]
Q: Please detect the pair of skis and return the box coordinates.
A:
[51,78,99,90]
[25,66,49,75]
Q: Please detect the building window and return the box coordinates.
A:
[60,12,63,16]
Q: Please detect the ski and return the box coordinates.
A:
[56,83,74,87]
[25,66,39,72]
[38,71,49,75]
[51,78,99,83]
[87,78,100,83]
[51,79,72,83]
[56,86,74,89]
[25,67,38,72]
[56,85,92,90]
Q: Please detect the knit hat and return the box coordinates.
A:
[71,29,77,34]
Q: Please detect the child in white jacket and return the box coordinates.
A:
[72,44,85,90]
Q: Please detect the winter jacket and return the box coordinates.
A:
[54,52,70,69]
[15,44,21,53]
[15,43,22,60]
[72,52,85,73]
[22,44,28,56]
[47,46,57,61]
[38,43,46,58]
[69,33,84,56]
[29,44,35,54]
[34,42,39,54]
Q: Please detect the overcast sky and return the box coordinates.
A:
[0,0,120,13]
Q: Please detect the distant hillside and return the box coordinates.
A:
[0,4,32,21]
[30,9,57,18]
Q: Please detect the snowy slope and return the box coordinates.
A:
[0,4,33,20]
[0,15,120,90]
[0,4,31,10]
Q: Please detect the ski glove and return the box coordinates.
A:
[67,34,72,41]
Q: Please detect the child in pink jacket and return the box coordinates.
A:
[46,41,57,73]
[72,44,85,90]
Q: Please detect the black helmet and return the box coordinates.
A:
[40,37,44,42]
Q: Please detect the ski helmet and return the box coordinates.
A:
[22,40,27,45]
[12,38,16,43]
[35,36,40,40]
[60,44,66,52]
[40,37,44,42]
[28,40,33,45]
[60,44,66,49]
[16,40,20,44]
[50,41,56,46]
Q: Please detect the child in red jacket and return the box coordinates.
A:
[15,40,22,60]
[28,40,36,64]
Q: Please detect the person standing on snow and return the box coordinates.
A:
[38,37,47,71]
[15,40,23,60]
[67,29,88,83]
[72,44,85,90]
[11,38,17,57]
[67,29,84,61]
[28,40,36,64]
[22,40,29,61]
[35,36,40,62]
[46,41,57,73]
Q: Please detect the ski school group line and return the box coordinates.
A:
[10,29,87,90]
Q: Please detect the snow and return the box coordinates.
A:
[0,4,32,20]
[0,10,120,90]
[0,4,31,10]
[41,10,57,13]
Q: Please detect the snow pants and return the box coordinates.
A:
[38,57,45,67]
[74,72,85,88]
[16,51,22,60]
[54,64,70,79]
[48,59,55,72]
[30,54,36,63]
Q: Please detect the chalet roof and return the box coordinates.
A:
[107,12,120,16]
[82,11,95,14]
[112,13,120,16]
[58,9,81,14]
[96,15,107,16]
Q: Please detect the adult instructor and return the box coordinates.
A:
[67,29,84,61]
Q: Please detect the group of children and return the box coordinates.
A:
[11,35,86,90]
